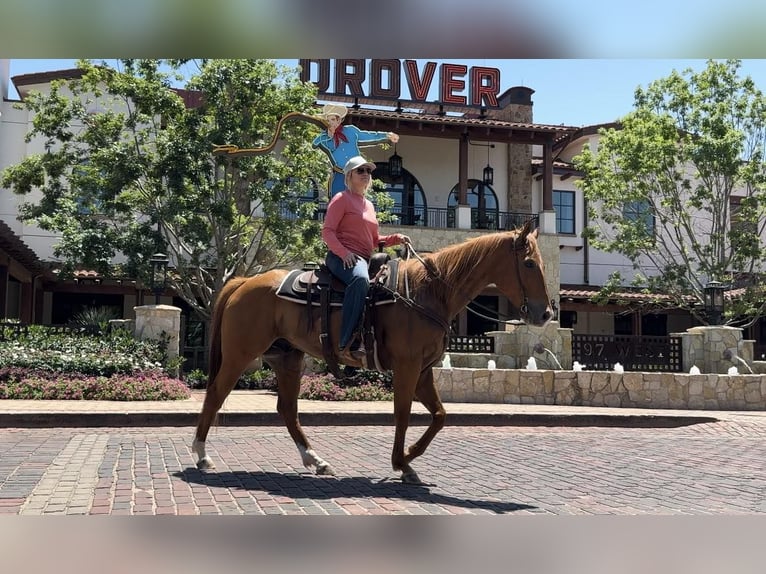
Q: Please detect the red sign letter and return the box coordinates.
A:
[471,66,500,107]
[334,59,366,97]
[370,59,401,99]
[439,63,467,106]
[299,59,330,93]
[404,60,437,103]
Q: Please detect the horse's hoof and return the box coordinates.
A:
[196,457,215,470]
[316,462,337,476]
[401,470,422,484]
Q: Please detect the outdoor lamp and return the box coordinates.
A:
[483,163,494,186]
[388,145,403,178]
[149,253,169,305]
[703,280,725,325]
[482,143,494,186]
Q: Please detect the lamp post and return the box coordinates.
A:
[149,253,169,305]
[703,280,725,326]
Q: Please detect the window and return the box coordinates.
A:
[447,179,498,229]
[373,162,427,226]
[730,196,757,242]
[623,200,655,235]
[614,312,633,335]
[553,190,575,234]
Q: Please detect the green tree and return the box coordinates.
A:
[574,59,766,326]
[2,59,329,319]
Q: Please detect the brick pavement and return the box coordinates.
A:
[1,421,765,515]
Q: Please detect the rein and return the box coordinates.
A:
[404,235,533,326]
[378,232,532,334]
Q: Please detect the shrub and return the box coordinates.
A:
[0,325,189,400]
[0,368,190,400]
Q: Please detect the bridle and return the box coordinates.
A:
[379,231,535,331]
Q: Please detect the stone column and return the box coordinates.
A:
[681,325,749,374]
[456,205,472,230]
[133,304,182,361]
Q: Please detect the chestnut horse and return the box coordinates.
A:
[193,221,553,483]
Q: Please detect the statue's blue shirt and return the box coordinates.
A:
[313,125,389,196]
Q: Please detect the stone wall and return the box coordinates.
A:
[433,367,766,410]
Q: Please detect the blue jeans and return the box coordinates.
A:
[325,251,369,349]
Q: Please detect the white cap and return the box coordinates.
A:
[343,156,376,174]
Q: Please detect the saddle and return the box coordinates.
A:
[275,252,400,377]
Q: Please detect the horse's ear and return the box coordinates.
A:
[519,218,534,241]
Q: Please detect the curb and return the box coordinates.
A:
[0,411,720,429]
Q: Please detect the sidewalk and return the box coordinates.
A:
[2,389,766,428]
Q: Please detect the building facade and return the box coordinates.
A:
[1,59,760,353]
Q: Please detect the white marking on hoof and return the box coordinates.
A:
[192,438,214,470]
[298,445,334,475]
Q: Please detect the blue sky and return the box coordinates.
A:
[9,59,766,128]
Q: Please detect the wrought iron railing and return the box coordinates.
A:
[571,334,682,372]
[447,335,495,353]
[277,200,537,232]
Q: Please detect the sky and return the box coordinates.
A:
[8,58,766,128]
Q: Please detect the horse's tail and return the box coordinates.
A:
[207,277,248,387]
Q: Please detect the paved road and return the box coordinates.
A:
[1,419,765,515]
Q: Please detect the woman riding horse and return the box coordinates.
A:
[193,221,552,483]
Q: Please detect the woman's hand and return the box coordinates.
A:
[342,252,358,268]
[398,234,411,245]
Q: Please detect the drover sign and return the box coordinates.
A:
[299,59,502,109]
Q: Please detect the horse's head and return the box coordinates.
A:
[498,220,553,327]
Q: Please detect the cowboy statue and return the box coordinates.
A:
[313,103,399,197]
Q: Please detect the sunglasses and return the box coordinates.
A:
[354,167,373,175]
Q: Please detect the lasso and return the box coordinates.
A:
[212,111,327,157]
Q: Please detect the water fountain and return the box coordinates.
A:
[532,342,563,370]
[723,349,753,374]
[525,357,538,370]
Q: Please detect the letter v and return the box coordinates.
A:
[404,60,436,102]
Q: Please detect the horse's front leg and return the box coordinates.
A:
[266,347,336,477]
[404,367,446,466]
[391,363,422,484]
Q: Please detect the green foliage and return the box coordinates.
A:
[0,326,190,400]
[70,306,120,329]
[1,59,329,320]
[574,59,766,325]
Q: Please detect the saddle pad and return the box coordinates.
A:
[275,260,399,307]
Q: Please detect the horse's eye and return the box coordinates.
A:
[524,259,536,269]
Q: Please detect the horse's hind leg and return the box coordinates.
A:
[193,360,249,470]
[266,346,336,477]
[404,368,446,466]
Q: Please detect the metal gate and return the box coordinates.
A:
[180,316,208,374]
[572,334,682,372]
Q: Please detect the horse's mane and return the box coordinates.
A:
[404,230,523,304]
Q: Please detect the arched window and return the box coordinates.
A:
[447,179,498,229]
[373,162,427,226]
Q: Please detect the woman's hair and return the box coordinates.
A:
[344,170,373,192]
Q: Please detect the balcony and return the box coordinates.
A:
[278,200,535,231]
